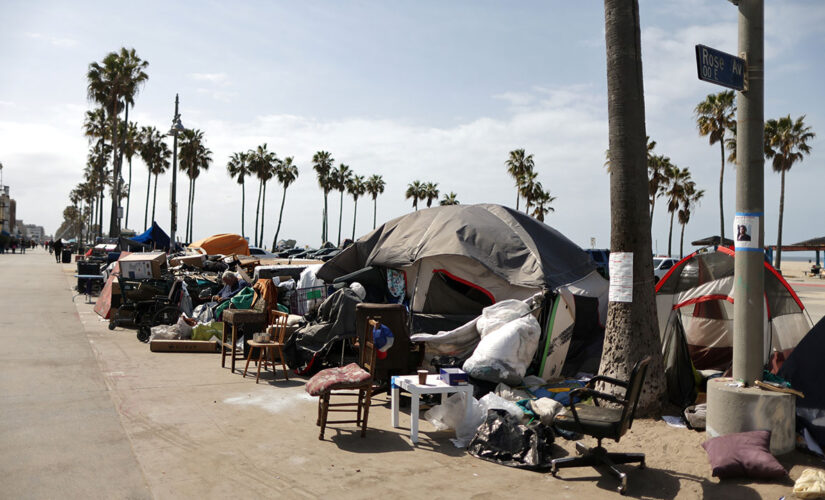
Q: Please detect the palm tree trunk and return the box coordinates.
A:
[599,0,666,413]
[124,105,131,230]
[259,181,267,247]
[144,163,151,230]
[321,194,327,243]
[668,210,675,257]
[240,181,246,239]
[151,174,158,223]
[719,139,726,242]
[352,198,358,240]
[186,176,193,243]
[373,196,377,229]
[189,180,196,242]
[273,185,287,251]
[337,190,344,246]
[680,223,685,259]
[650,199,656,224]
[515,190,520,211]
[776,169,786,269]
[108,101,120,237]
[254,180,262,247]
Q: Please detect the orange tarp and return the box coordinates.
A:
[188,234,250,256]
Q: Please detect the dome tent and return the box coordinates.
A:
[317,203,609,380]
[655,245,811,372]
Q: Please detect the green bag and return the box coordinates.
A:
[215,286,256,319]
[191,322,223,341]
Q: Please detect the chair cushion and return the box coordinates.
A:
[306,363,371,396]
[701,430,786,479]
[553,405,623,438]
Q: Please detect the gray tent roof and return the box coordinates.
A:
[317,203,595,290]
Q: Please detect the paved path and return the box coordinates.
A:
[0,249,151,498]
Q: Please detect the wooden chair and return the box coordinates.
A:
[306,318,379,440]
[243,310,290,383]
[550,356,651,495]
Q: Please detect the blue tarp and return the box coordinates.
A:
[133,221,170,250]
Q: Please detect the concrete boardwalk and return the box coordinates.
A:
[1,249,820,499]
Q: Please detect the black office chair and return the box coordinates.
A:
[550,356,651,495]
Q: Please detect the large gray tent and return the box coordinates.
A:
[317,204,609,379]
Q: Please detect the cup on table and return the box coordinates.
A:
[417,370,428,385]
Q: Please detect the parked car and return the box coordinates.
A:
[585,248,610,279]
[248,246,279,259]
[653,256,679,283]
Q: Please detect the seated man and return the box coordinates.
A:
[212,272,249,304]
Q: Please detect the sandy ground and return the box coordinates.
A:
[2,249,824,499]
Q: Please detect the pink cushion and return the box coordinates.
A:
[701,430,786,479]
[306,363,371,396]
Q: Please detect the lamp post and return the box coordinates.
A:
[168,94,184,249]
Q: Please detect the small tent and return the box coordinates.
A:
[317,204,609,380]
[656,246,811,371]
[132,221,171,250]
[188,233,250,256]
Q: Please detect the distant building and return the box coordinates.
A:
[0,185,11,233]
[24,224,45,241]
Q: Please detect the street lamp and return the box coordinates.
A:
[168,94,184,250]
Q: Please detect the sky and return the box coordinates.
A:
[1,0,823,256]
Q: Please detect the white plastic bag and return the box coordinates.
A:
[463,314,541,385]
[424,391,526,448]
[476,300,532,337]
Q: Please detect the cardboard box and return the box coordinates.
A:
[440,367,468,386]
[170,254,205,268]
[119,252,167,279]
[149,340,220,353]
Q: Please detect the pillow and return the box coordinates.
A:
[701,430,787,479]
[305,363,371,396]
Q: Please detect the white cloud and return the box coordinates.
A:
[25,32,78,47]
[189,72,229,85]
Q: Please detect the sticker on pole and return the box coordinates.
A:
[733,215,759,250]
[609,252,633,303]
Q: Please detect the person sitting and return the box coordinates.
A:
[212,272,249,304]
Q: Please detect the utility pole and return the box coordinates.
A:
[732,0,764,385]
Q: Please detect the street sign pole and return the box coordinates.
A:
[733,0,764,386]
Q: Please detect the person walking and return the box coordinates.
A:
[52,238,63,263]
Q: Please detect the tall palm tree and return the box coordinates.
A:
[424,182,440,208]
[695,90,736,242]
[138,126,170,229]
[505,149,534,211]
[678,184,705,258]
[249,144,277,247]
[531,186,556,222]
[347,174,366,240]
[665,165,691,257]
[440,192,459,206]
[765,115,815,270]
[83,107,109,237]
[226,151,251,238]
[648,154,672,223]
[518,170,539,214]
[332,163,353,246]
[405,181,425,211]
[178,128,212,242]
[87,48,148,237]
[365,174,385,229]
[120,120,139,229]
[272,156,298,249]
[312,151,335,243]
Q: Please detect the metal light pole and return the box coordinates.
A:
[732,0,764,385]
[169,94,184,250]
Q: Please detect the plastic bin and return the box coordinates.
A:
[61,249,72,263]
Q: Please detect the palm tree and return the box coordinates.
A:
[138,126,170,229]
[531,186,556,222]
[312,151,334,243]
[765,115,815,270]
[365,174,385,229]
[83,107,109,237]
[332,163,353,246]
[87,48,149,236]
[665,165,691,257]
[648,154,672,223]
[405,181,425,211]
[440,192,460,206]
[226,151,251,238]
[424,182,440,208]
[178,128,212,242]
[347,174,366,240]
[249,144,277,247]
[272,156,299,249]
[678,184,705,258]
[695,90,736,242]
[505,149,534,211]
[518,170,539,213]
[120,121,139,229]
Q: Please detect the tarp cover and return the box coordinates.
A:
[317,204,594,290]
[132,221,170,250]
[188,233,250,256]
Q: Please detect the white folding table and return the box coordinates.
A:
[391,374,473,445]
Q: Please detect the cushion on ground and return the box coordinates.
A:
[701,430,786,479]
[306,362,371,396]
